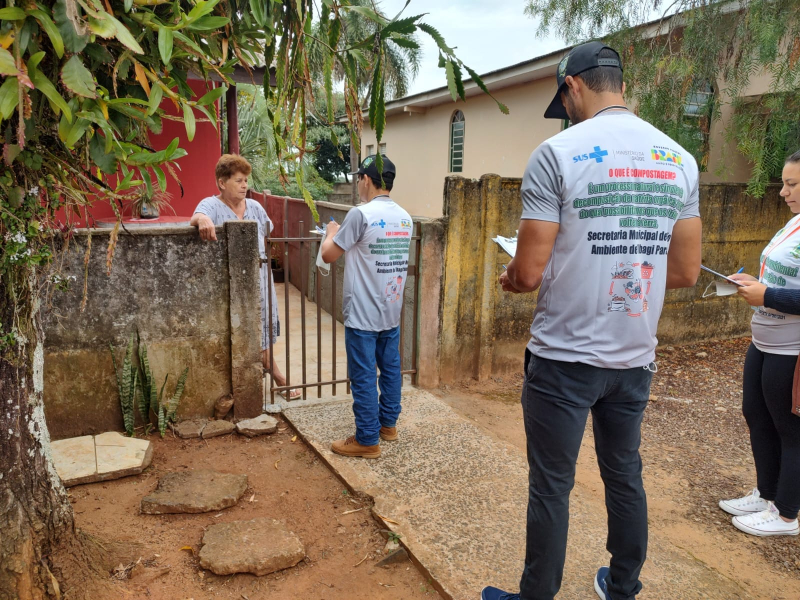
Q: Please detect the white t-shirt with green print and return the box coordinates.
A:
[521,111,700,369]
[752,213,800,355]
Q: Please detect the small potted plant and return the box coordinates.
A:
[128,185,174,219]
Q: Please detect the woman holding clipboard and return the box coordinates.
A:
[717,150,800,537]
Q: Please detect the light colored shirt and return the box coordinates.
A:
[521,111,700,369]
[194,196,279,347]
[333,196,413,331]
[751,213,800,355]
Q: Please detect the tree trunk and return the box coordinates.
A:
[0,274,99,599]
[350,138,359,205]
[226,85,240,156]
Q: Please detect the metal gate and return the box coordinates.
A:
[261,218,420,406]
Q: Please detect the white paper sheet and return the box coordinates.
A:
[492,235,517,258]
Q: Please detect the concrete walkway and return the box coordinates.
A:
[265,283,349,407]
[284,389,752,600]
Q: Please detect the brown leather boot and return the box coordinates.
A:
[331,435,381,459]
[379,426,398,441]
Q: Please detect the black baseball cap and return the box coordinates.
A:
[351,153,396,184]
[544,41,623,120]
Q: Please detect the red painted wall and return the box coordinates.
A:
[63,80,222,227]
[150,79,222,217]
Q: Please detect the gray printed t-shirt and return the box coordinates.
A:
[333,196,413,331]
[522,111,700,369]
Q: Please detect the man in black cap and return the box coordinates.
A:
[482,42,702,599]
[320,154,413,459]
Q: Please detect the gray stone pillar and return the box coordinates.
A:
[225,221,263,419]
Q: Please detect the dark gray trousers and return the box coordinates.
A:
[519,350,653,600]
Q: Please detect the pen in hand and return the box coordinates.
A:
[736,267,744,274]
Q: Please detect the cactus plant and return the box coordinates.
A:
[153,367,189,438]
[109,335,138,437]
[138,344,157,436]
[110,336,188,438]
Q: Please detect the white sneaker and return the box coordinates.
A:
[732,503,800,537]
[719,488,769,516]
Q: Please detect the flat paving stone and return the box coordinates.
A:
[172,419,208,439]
[284,389,754,600]
[201,420,235,439]
[51,432,152,487]
[140,470,248,515]
[198,518,304,576]
[235,414,278,437]
[51,436,96,486]
[95,432,152,478]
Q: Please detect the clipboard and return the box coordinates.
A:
[700,265,745,287]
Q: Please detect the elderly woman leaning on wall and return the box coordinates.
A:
[190,154,301,400]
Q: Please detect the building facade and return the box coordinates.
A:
[362,46,778,218]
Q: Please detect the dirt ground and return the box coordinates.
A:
[436,336,800,600]
[69,421,438,600]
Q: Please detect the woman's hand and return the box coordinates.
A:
[729,272,758,282]
[737,280,768,306]
[197,215,217,241]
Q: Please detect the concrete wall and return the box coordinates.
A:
[423,176,791,385]
[42,222,263,440]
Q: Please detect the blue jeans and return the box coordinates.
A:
[344,326,402,446]
[520,350,652,600]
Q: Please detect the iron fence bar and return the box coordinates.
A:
[262,236,329,242]
[283,215,291,395]
[332,258,337,397]
[270,378,351,393]
[316,240,322,399]
[299,220,307,400]
[266,233,275,406]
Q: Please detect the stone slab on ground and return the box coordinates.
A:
[172,419,208,439]
[201,420,235,439]
[140,470,248,515]
[198,518,304,576]
[95,432,153,478]
[284,390,754,600]
[50,436,96,485]
[51,432,153,487]
[236,414,278,437]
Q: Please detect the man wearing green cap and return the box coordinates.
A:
[482,41,702,600]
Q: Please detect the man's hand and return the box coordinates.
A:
[737,280,767,306]
[196,214,217,241]
[729,273,758,282]
[321,219,345,264]
[499,270,523,293]
[325,220,340,238]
